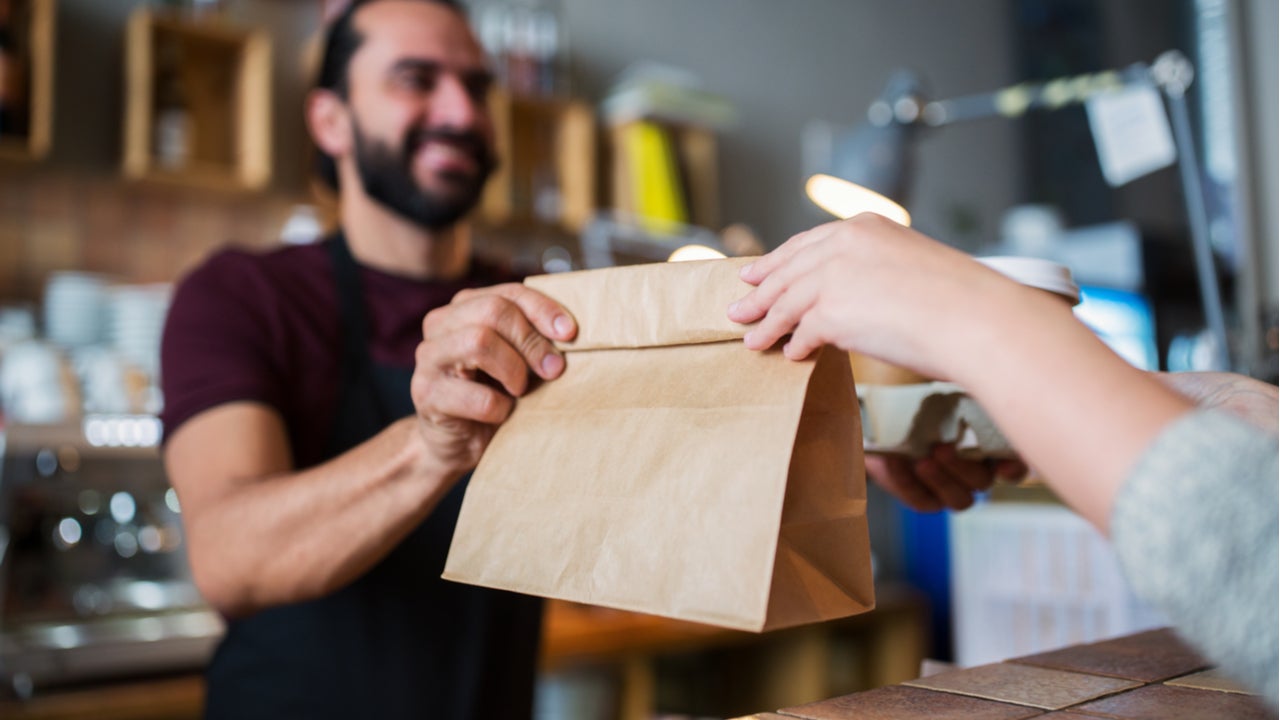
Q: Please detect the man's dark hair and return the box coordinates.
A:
[312,0,465,190]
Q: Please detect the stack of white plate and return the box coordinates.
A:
[44,272,109,348]
[107,283,173,377]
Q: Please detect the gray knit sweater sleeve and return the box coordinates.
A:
[1112,409,1279,704]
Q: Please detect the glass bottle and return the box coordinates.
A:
[153,41,192,169]
[495,0,563,98]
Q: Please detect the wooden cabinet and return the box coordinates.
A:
[0,0,54,162]
[122,8,271,191]
[543,586,928,720]
[479,88,596,234]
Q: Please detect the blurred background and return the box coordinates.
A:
[0,1,1274,718]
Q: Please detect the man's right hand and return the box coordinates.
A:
[411,283,577,477]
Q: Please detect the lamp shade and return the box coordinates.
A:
[830,114,913,202]
[805,174,912,226]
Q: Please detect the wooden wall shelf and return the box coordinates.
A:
[479,89,595,233]
[0,0,55,162]
[606,119,720,231]
[122,9,271,191]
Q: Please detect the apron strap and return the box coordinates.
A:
[327,232,372,382]
[326,231,401,444]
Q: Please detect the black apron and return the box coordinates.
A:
[204,233,542,720]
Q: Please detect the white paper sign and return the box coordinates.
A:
[1085,84,1177,187]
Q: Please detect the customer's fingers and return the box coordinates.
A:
[739,228,817,285]
[736,241,832,347]
[739,220,851,285]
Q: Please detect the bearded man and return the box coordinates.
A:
[160,2,575,717]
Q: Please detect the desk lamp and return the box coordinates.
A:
[807,51,1230,371]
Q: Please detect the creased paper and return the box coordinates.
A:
[443,258,874,632]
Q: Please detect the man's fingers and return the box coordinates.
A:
[437,287,571,382]
[913,457,977,510]
[424,325,533,397]
[479,296,564,383]
[931,445,997,492]
[413,375,514,427]
[461,283,577,342]
[993,459,1029,481]
[866,454,944,513]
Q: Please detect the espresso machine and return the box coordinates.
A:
[0,416,222,698]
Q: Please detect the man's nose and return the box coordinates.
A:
[428,74,484,129]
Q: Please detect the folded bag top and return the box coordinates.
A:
[443,258,874,632]
[530,256,755,351]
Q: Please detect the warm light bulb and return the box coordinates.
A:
[804,174,912,226]
[667,244,727,262]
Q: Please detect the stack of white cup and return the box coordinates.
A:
[107,283,173,378]
[44,272,109,348]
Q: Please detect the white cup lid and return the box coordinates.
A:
[977,256,1080,305]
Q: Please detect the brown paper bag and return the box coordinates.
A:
[442,257,874,632]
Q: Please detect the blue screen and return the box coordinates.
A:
[1073,285,1159,371]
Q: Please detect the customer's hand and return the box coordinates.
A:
[1156,371,1278,434]
[412,284,577,476]
[728,213,1015,382]
[727,214,1033,511]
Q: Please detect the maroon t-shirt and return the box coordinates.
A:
[160,237,515,469]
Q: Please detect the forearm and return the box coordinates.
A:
[942,285,1194,534]
[185,417,458,616]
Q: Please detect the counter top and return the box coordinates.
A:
[0,585,929,720]
[0,675,204,720]
[737,627,1276,720]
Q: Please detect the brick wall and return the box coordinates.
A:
[0,168,301,301]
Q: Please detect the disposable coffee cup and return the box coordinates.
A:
[849,352,931,386]
[976,255,1080,306]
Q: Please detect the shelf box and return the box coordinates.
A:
[606,120,720,231]
[0,0,55,162]
[122,9,271,191]
[480,89,595,233]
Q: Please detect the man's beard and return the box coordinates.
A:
[352,119,496,231]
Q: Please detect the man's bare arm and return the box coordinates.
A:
[165,403,449,617]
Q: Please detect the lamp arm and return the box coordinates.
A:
[896,51,1231,371]
[1158,60,1232,371]
[918,66,1149,128]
